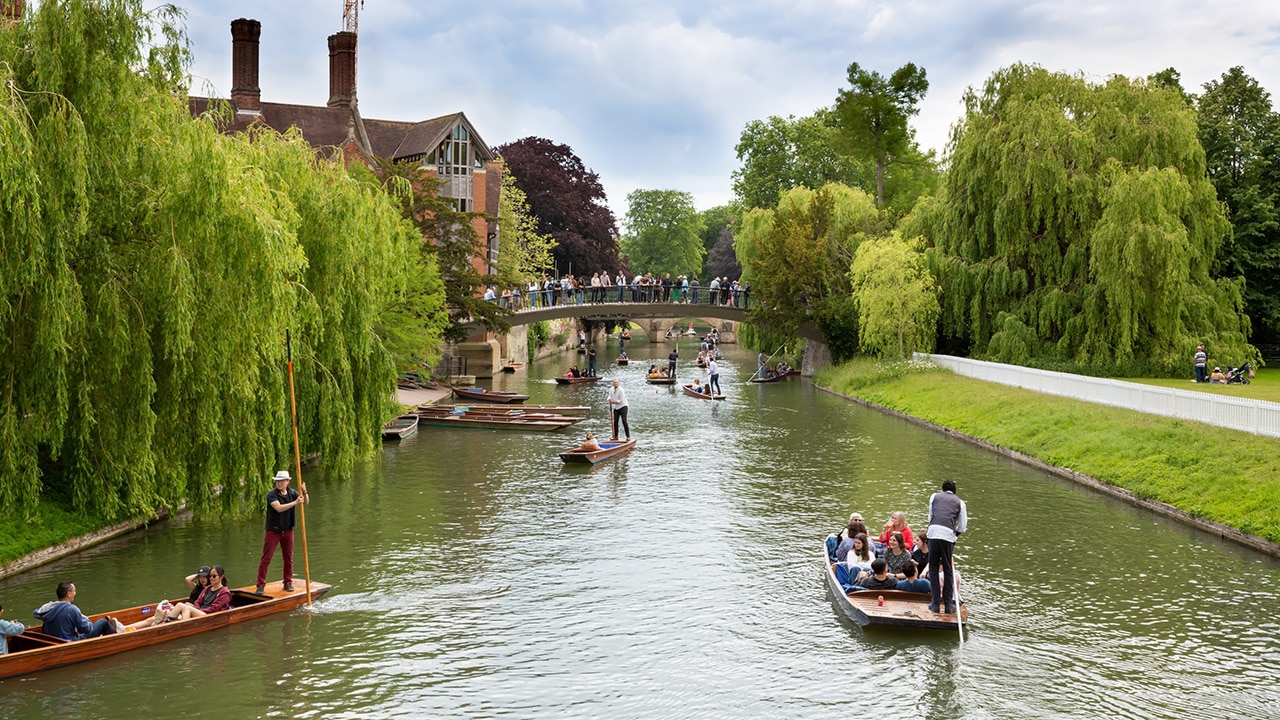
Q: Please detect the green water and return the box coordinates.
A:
[2,339,1278,719]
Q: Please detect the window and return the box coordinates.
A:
[434,122,475,209]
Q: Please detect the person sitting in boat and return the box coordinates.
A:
[895,560,931,594]
[0,602,26,654]
[617,350,628,360]
[33,582,118,641]
[835,533,875,588]
[165,566,231,622]
[647,364,659,376]
[876,511,915,551]
[852,558,899,592]
[911,538,940,586]
[691,379,705,394]
[126,565,214,630]
[882,532,914,579]
[577,431,601,452]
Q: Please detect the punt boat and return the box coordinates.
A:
[682,384,725,400]
[450,386,529,403]
[382,414,419,439]
[554,375,602,385]
[645,375,677,385]
[558,437,636,464]
[822,542,966,631]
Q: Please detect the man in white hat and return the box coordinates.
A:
[255,469,308,594]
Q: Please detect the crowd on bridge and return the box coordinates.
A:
[482,272,751,311]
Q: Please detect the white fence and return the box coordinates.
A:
[919,354,1280,439]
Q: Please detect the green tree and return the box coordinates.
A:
[1196,66,1280,344]
[620,189,705,278]
[732,111,867,210]
[914,64,1256,374]
[494,163,557,289]
[833,62,930,207]
[850,233,940,357]
[0,0,434,518]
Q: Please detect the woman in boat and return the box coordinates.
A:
[167,566,231,621]
[691,379,705,394]
[844,533,875,576]
[882,532,913,579]
[577,431,601,452]
[876,511,915,551]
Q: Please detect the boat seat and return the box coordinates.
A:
[8,630,70,652]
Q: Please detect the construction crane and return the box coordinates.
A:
[342,0,363,33]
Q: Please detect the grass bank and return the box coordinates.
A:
[815,358,1280,546]
[0,499,116,567]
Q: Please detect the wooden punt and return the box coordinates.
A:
[415,407,580,431]
[695,358,708,368]
[645,375,677,385]
[500,362,524,374]
[427,403,590,415]
[616,357,630,366]
[554,375,602,385]
[558,437,637,464]
[0,580,331,681]
[748,372,789,384]
[682,384,725,400]
[450,386,529,403]
[822,544,966,631]
[382,414,419,440]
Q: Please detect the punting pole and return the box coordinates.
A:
[951,558,964,643]
[746,344,786,382]
[286,330,314,607]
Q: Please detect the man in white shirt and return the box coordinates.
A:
[707,358,721,395]
[607,378,630,440]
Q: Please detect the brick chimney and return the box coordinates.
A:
[327,31,357,108]
[230,18,262,112]
[2,0,24,22]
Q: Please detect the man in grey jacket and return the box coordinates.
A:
[926,480,968,614]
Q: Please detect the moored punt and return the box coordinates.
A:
[382,414,419,440]
[554,375,602,385]
[415,406,581,431]
[450,386,530,404]
[558,437,636,464]
[645,374,677,385]
[682,384,725,401]
[427,402,590,415]
[0,580,331,681]
[500,362,524,374]
[822,545,966,631]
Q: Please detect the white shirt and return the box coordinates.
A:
[607,385,628,409]
[708,360,718,375]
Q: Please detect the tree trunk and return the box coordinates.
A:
[876,155,886,206]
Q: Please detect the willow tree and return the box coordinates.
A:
[913,64,1256,374]
[0,0,434,519]
[734,183,886,360]
[849,233,940,358]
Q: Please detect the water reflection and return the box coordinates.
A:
[2,339,1279,718]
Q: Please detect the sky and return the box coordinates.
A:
[177,0,1280,218]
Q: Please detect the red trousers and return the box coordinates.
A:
[257,530,294,586]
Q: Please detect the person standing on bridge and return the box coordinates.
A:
[616,270,626,302]
[607,378,630,441]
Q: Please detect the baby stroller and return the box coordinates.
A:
[1226,363,1253,384]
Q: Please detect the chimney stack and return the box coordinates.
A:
[230,18,262,112]
[327,31,357,108]
[2,0,24,22]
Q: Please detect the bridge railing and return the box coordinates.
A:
[492,285,751,313]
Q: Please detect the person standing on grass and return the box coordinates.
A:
[257,470,309,594]
[926,480,967,614]
[1194,344,1208,383]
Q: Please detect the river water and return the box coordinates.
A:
[2,338,1279,719]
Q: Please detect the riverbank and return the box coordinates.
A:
[815,357,1280,554]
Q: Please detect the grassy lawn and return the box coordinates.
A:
[0,499,115,567]
[816,358,1280,545]
[1119,366,1280,404]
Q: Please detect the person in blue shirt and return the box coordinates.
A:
[33,582,117,641]
[895,560,931,594]
[1,602,27,653]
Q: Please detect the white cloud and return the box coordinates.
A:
[181,0,1280,214]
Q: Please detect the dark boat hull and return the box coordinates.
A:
[682,384,725,400]
[0,581,331,680]
[749,373,789,383]
[554,376,602,384]
[645,376,677,385]
[451,386,530,403]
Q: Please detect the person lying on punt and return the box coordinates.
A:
[34,582,119,640]
[127,565,214,630]
[691,380,705,394]
[577,431,601,452]
[895,560,931,594]
[165,565,231,621]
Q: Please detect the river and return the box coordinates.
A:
[2,337,1278,719]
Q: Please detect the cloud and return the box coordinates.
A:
[183,0,1280,215]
